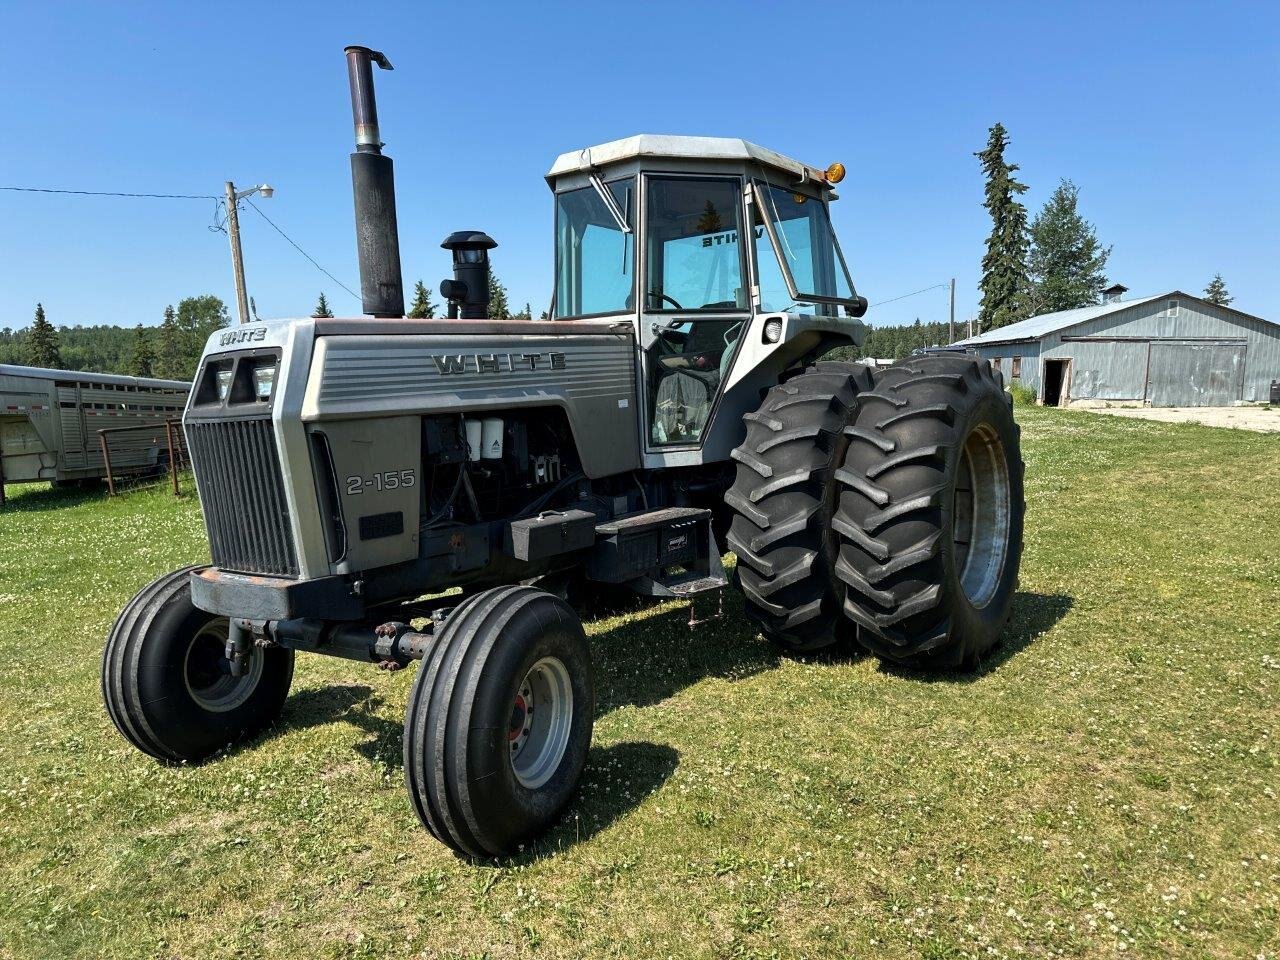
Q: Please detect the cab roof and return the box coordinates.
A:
[546,134,832,186]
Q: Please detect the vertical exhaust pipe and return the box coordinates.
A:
[345,45,404,318]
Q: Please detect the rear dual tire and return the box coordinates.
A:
[835,355,1025,667]
[728,355,1024,668]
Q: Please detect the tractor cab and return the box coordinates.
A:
[545,136,867,461]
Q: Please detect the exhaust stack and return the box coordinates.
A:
[345,45,404,318]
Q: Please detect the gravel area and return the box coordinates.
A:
[1084,404,1280,432]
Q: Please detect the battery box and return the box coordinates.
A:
[586,507,710,583]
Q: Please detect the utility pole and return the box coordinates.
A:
[948,277,956,344]
[224,181,251,325]
[222,181,274,325]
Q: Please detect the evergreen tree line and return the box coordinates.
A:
[312,270,539,322]
[4,268,542,386]
[974,123,1233,331]
[1,296,230,381]
[856,319,960,361]
[821,318,957,365]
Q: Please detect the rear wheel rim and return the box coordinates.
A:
[508,656,573,789]
[953,423,1012,608]
[183,618,263,713]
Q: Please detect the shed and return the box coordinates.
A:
[956,291,1280,407]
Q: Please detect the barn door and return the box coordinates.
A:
[1147,341,1247,407]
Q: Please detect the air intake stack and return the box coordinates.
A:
[345,45,404,318]
[440,231,498,319]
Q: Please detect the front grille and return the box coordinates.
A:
[186,418,299,576]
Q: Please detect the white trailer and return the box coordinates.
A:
[0,364,190,504]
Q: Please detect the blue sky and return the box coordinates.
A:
[2,1,1277,333]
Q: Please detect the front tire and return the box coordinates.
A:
[102,567,295,763]
[404,585,594,858]
[834,355,1025,667]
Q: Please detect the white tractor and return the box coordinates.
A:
[103,46,1024,858]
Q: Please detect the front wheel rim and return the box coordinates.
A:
[953,423,1012,608]
[183,618,264,713]
[507,656,574,789]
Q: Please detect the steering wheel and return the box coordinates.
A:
[648,290,683,310]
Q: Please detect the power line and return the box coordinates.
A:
[1,185,217,199]
[5,182,362,307]
[242,199,360,303]
[870,282,951,308]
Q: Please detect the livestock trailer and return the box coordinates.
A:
[0,364,190,503]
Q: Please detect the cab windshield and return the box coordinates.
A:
[754,181,855,309]
[554,178,635,318]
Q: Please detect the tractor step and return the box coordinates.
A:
[657,571,727,629]
[662,572,726,597]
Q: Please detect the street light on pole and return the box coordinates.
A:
[223,181,274,324]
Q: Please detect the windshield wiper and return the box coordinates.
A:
[589,174,631,234]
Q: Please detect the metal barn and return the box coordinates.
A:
[0,364,190,499]
[957,290,1280,407]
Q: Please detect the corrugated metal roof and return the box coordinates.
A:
[955,295,1165,346]
[0,364,190,390]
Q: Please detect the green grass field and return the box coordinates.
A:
[1,407,1277,959]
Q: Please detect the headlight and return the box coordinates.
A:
[215,368,233,401]
[253,363,277,401]
[763,318,784,343]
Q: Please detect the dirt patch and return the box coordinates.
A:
[1084,405,1280,433]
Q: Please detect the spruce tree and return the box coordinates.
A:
[488,271,511,320]
[406,280,436,319]
[1203,274,1233,306]
[1027,179,1111,313]
[975,123,1031,330]
[129,324,155,377]
[156,305,183,380]
[25,303,61,368]
[312,292,334,318]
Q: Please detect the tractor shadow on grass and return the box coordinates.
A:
[585,594,783,715]
[270,684,680,862]
[876,590,1074,683]
[270,592,782,763]
[493,740,681,865]
[260,592,1064,858]
[268,682,393,756]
